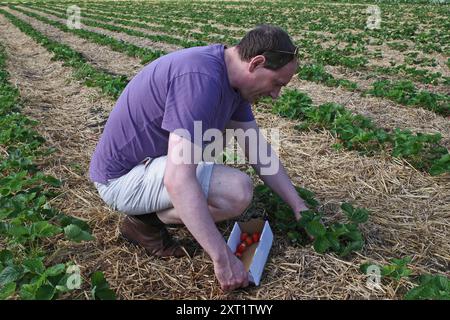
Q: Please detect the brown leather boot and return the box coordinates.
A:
[119,213,195,258]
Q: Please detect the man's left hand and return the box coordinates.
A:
[293,200,309,221]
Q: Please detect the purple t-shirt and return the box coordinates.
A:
[89,44,254,184]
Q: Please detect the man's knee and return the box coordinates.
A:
[231,172,254,215]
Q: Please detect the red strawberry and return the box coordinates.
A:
[236,242,246,254]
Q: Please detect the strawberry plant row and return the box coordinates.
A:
[297,63,448,116]
[11,5,166,65]
[266,88,450,175]
[23,4,208,48]
[34,2,243,44]
[0,42,114,300]
[366,80,450,117]
[297,64,358,91]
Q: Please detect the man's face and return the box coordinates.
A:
[242,58,298,103]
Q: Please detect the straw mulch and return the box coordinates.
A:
[0,14,449,300]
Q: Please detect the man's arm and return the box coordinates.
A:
[164,132,248,291]
[227,120,309,220]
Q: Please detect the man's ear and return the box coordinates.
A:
[248,55,266,72]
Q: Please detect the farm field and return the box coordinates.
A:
[0,0,449,300]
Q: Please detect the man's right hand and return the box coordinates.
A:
[213,248,249,291]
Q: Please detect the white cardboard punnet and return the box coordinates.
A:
[226,219,273,286]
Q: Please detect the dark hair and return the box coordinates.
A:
[236,24,297,70]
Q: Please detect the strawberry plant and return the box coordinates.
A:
[253,185,369,257]
[360,257,450,300]
[404,275,450,300]
[360,257,413,282]
[298,203,369,256]
[387,41,409,52]
[0,251,75,300]
[391,129,448,173]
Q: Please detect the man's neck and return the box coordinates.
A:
[224,47,246,91]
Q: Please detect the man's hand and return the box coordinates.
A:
[213,248,249,291]
[293,199,309,221]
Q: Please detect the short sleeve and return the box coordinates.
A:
[162,73,221,146]
[231,100,255,122]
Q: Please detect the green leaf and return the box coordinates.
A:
[45,264,66,277]
[305,220,326,238]
[0,265,23,286]
[341,203,354,215]
[64,224,94,242]
[326,233,341,251]
[55,284,70,293]
[438,276,449,291]
[31,221,62,238]
[297,210,317,227]
[19,283,36,300]
[57,214,90,231]
[339,239,364,257]
[0,282,16,300]
[0,187,11,197]
[35,285,55,300]
[404,274,450,300]
[0,250,14,267]
[41,175,62,187]
[287,231,300,242]
[8,225,29,238]
[91,271,106,287]
[313,236,330,253]
[341,204,369,224]
[23,258,45,275]
[296,187,319,208]
[93,287,116,300]
[91,271,116,300]
[359,263,374,274]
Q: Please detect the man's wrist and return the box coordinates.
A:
[211,242,232,265]
[292,199,309,215]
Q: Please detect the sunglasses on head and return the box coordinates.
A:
[266,46,300,58]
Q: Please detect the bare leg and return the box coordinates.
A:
[157,164,253,225]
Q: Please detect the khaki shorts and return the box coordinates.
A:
[94,156,215,215]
